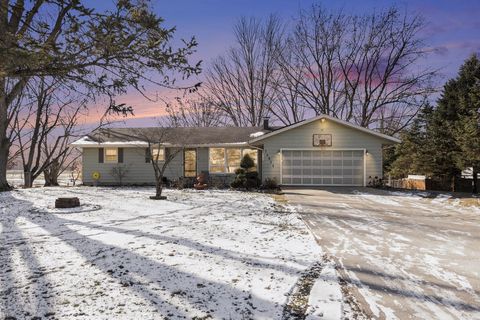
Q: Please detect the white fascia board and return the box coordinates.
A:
[248,115,401,144]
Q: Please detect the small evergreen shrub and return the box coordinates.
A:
[240,154,255,170]
[261,177,279,190]
[231,154,260,190]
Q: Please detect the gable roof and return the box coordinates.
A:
[71,126,272,147]
[71,115,400,148]
[248,114,401,144]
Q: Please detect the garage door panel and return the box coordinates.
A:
[281,150,364,186]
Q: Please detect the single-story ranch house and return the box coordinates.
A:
[71,115,400,187]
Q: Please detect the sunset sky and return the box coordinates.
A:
[86,0,480,127]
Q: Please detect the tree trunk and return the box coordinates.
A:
[150,177,166,200]
[44,170,60,187]
[0,81,11,191]
[473,168,478,194]
[0,141,10,191]
[155,180,163,198]
[44,161,61,187]
[450,175,456,193]
[23,170,33,188]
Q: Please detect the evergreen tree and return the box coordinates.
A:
[388,105,432,178]
[388,54,480,193]
[451,55,480,193]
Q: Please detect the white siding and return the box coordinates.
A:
[259,119,390,184]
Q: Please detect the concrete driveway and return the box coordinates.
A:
[284,187,480,320]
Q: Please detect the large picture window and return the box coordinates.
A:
[209,148,226,173]
[209,148,257,173]
[104,148,118,163]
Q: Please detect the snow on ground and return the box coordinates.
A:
[7,170,75,187]
[0,187,327,319]
[305,260,343,320]
[287,188,480,320]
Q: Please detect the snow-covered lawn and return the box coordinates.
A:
[0,187,325,319]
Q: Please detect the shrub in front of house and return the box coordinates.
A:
[260,177,280,191]
[231,154,260,190]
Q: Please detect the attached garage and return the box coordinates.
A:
[281,149,365,186]
[249,115,401,187]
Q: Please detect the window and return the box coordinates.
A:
[104,148,118,163]
[151,146,165,161]
[184,149,197,177]
[209,148,226,173]
[209,148,258,173]
[227,149,241,173]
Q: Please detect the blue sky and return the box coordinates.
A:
[154,0,479,75]
[86,0,480,122]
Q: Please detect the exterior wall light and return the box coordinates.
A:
[320,118,326,123]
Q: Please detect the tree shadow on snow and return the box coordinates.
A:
[341,264,480,313]
[57,216,307,276]
[0,203,55,319]
[0,193,283,319]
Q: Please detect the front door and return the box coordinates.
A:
[184,149,197,177]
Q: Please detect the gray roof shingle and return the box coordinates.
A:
[86,126,272,145]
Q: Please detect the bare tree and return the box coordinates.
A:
[42,142,82,187]
[13,78,84,187]
[277,5,437,133]
[166,94,225,127]
[110,164,130,186]
[268,46,308,125]
[276,7,347,120]
[0,0,201,190]
[68,160,82,186]
[128,128,188,199]
[206,16,284,126]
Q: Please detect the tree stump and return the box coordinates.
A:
[55,197,80,208]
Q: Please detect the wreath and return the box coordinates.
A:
[91,171,101,180]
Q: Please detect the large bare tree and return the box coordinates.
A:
[206,16,283,126]
[0,0,201,190]
[165,94,225,127]
[277,5,437,133]
[12,78,83,187]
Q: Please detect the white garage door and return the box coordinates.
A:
[281,150,365,186]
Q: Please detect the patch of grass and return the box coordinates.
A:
[457,198,480,207]
[282,262,324,320]
[272,194,288,204]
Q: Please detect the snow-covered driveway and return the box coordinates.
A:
[0,187,326,319]
[285,187,480,320]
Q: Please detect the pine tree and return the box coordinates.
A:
[388,55,480,193]
[451,55,480,193]
[425,54,480,192]
[388,105,432,178]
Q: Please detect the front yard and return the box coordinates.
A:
[0,187,335,319]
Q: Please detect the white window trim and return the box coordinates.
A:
[104,147,118,163]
